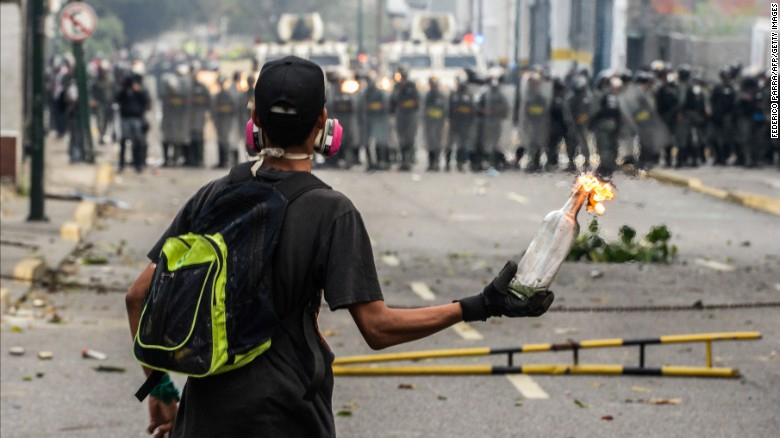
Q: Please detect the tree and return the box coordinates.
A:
[85,13,125,58]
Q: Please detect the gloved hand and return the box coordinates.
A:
[457,261,555,322]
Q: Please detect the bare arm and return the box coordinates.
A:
[348,300,463,350]
[125,261,156,377]
[126,262,178,435]
[346,262,554,351]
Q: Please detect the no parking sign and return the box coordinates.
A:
[59,2,97,42]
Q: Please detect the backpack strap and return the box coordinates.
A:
[227,162,331,202]
[226,161,256,184]
[273,171,331,203]
[135,369,166,402]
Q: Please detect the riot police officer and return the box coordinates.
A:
[477,74,510,170]
[546,77,574,172]
[363,73,392,170]
[673,65,698,167]
[423,76,447,171]
[213,76,237,168]
[232,71,249,157]
[688,74,710,166]
[565,74,592,171]
[735,74,761,167]
[390,65,420,171]
[446,77,476,172]
[653,62,678,167]
[327,70,360,168]
[589,75,623,177]
[628,71,667,170]
[709,66,737,165]
[90,61,114,145]
[188,66,211,167]
[520,70,551,173]
[160,64,191,167]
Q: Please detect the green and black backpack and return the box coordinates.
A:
[133,162,330,402]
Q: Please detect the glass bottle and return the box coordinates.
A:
[507,187,589,300]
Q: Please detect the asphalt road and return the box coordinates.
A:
[2,151,778,437]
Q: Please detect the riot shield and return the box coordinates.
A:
[518,73,552,170]
[618,83,671,161]
[496,83,517,160]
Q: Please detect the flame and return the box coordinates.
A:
[575,173,615,215]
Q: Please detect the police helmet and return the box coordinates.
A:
[397,64,409,80]
[175,63,190,76]
[572,74,588,91]
[718,66,730,80]
[619,69,633,83]
[677,64,691,81]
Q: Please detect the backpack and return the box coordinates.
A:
[133,163,330,402]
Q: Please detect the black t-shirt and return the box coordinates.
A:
[146,166,384,437]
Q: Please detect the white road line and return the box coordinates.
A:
[505,374,550,400]
[694,258,735,272]
[506,192,529,205]
[409,281,436,301]
[381,254,401,267]
[451,322,484,340]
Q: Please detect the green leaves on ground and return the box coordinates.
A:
[567,218,677,263]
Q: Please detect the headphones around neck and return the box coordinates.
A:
[245,118,342,159]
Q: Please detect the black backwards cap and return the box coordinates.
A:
[254,56,326,128]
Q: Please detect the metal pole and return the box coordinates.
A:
[514,0,521,65]
[357,0,364,60]
[477,0,483,35]
[512,0,522,124]
[375,0,383,66]
[28,0,47,222]
[73,41,94,163]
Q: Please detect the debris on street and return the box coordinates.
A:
[93,365,126,373]
[82,348,108,360]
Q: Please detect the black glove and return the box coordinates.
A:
[457,261,555,322]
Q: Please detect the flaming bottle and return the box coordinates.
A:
[508,174,613,299]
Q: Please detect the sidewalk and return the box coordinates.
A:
[0,134,114,312]
[647,165,780,216]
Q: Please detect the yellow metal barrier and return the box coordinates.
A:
[333,332,760,379]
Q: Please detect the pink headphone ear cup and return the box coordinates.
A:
[246,119,261,155]
[328,119,342,157]
[316,119,341,157]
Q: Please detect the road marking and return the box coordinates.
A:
[409,281,436,301]
[381,254,400,267]
[451,322,483,340]
[506,374,549,400]
[775,284,780,292]
[506,192,529,205]
[694,258,735,272]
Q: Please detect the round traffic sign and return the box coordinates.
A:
[59,2,97,42]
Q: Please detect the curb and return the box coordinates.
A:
[647,169,780,217]
[10,162,115,299]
